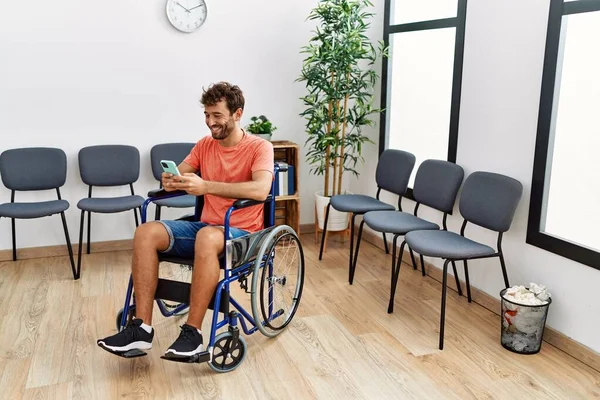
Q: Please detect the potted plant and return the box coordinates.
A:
[297,0,388,231]
[245,115,277,141]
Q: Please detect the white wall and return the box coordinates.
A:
[0,0,321,249]
[351,0,600,353]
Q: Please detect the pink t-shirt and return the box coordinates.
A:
[183,131,274,233]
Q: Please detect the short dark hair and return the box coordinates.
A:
[200,82,245,114]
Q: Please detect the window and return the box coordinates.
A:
[379,0,467,190]
[527,0,600,270]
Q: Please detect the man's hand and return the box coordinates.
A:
[164,173,208,196]
[161,172,183,192]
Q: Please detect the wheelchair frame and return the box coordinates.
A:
[114,164,304,372]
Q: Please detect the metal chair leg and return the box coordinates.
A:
[349,219,365,285]
[155,205,161,221]
[86,211,91,254]
[60,212,78,280]
[499,252,510,288]
[348,213,358,284]
[439,259,451,350]
[11,218,16,261]
[409,247,417,270]
[318,203,331,261]
[419,254,426,276]
[451,261,462,296]
[77,210,85,279]
[463,260,472,303]
[388,239,406,314]
[382,232,389,254]
[133,208,139,227]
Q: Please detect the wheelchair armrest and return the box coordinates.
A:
[233,194,273,209]
[147,188,187,198]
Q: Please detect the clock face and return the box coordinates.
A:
[166,0,207,33]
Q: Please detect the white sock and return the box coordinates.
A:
[140,322,153,334]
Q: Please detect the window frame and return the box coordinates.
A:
[378,0,468,199]
[527,0,600,270]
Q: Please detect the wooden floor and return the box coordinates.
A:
[1,234,599,399]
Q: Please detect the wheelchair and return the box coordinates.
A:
[112,164,305,373]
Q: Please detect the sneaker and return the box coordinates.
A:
[97,319,153,353]
[164,324,204,357]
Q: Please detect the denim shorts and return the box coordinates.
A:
[157,220,249,259]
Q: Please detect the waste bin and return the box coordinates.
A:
[500,287,552,354]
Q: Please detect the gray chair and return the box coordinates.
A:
[318,149,416,284]
[76,145,145,278]
[398,171,523,350]
[357,160,464,290]
[0,147,77,279]
[150,143,196,220]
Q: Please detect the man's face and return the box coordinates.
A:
[204,100,240,140]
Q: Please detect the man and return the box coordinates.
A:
[97,82,274,358]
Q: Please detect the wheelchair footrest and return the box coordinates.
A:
[161,351,211,364]
[97,343,148,358]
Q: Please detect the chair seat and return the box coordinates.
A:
[154,195,196,208]
[364,210,439,234]
[77,195,144,213]
[0,200,69,219]
[330,194,395,213]
[405,230,495,259]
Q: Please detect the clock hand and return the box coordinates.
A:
[189,3,204,11]
[176,2,191,12]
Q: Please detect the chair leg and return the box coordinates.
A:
[419,254,426,276]
[77,210,85,279]
[451,261,462,296]
[348,213,358,284]
[11,218,16,261]
[86,211,91,254]
[133,208,139,227]
[409,247,417,270]
[60,212,78,280]
[318,203,331,261]
[155,205,161,221]
[382,232,389,254]
[499,252,510,288]
[439,259,451,350]
[463,260,472,303]
[349,219,365,285]
[388,238,405,314]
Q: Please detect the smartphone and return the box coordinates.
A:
[160,160,181,177]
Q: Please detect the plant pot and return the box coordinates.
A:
[315,190,351,231]
[251,133,272,141]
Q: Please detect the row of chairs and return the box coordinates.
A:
[318,149,523,350]
[0,143,197,280]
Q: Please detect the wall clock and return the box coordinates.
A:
[166,0,207,33]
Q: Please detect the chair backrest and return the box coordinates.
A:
[413,159,464,213]
[375,149,416,195]
[150,143,196,181]
[0,147,67,191]
[459,171,523,233]
[78,145,140,187]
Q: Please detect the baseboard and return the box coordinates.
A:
[0,239,133,262]
[305,222,600,373]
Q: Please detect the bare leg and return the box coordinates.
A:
[131,222,170,325]
[185,227,224,329]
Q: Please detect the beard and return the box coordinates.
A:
[210,120,235,140]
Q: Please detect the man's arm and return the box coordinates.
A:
[166,170,273,201]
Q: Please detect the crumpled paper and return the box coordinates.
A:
[502,282,551,306]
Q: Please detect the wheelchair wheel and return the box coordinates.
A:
[116,305,136,332]
[208,332,247,373]
[251,225,304,338]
